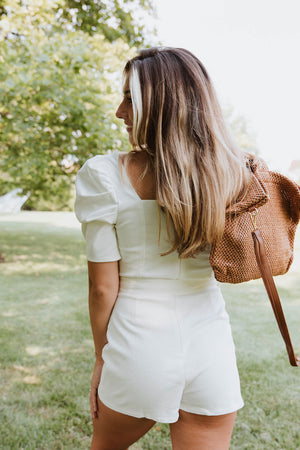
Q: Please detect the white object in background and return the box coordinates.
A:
[0,188,30,213]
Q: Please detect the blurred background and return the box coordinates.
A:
[0,0,299,212]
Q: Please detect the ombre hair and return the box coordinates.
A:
[122,47,251,258]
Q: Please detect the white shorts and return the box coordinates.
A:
[98,277,244,423]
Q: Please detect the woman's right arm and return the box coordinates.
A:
[88,260,119,359]
[87,260,119,418]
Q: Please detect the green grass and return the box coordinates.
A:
[0,212,299,450]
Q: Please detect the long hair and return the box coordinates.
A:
[123,47,251,258]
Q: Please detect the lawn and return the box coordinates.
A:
[0,212,299,450]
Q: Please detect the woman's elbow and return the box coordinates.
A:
[87,261,119,301]
[89,283,118,302]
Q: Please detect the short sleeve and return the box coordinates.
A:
[74,156,121,262]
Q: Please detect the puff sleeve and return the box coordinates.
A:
[74,157,121,262]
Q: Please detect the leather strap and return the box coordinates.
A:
[252,229,298,367]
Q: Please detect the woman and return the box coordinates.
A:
[75,47,251,450]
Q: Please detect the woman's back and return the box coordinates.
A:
[120,150,156,201]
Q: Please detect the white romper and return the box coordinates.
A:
[75,149,244,424]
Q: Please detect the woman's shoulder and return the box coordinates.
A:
[79,150,119,176]
[75,151,119,223]
[77,151,120,187]
[75,150,120,199]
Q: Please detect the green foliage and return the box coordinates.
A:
[0,0,155,45]
[0,0,134,210]
[56,0,156,46]
[0,1,6,17]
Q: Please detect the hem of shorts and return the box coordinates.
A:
[179,400,245,416]
[98,392,179,424]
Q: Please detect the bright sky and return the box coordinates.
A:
[150,0,300,173]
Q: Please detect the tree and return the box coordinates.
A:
[0,0,136,209]
[55,0,156,46]
[0,0,156,46]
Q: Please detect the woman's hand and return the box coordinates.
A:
[90,358,104,419]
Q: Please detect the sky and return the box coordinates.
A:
[149,0,300,174]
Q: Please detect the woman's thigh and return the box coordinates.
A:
[169,409,237,450]
[91,397,156,450]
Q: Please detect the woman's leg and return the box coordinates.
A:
[169,409,237,450]
[91,396,156,450]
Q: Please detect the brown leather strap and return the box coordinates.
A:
[252,229,298,367]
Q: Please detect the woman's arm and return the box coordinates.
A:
[88,260,120,361]
[87,260,119,418]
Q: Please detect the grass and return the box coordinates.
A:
[0,212,299,450]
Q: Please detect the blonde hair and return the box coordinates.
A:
[123,47,251,258]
